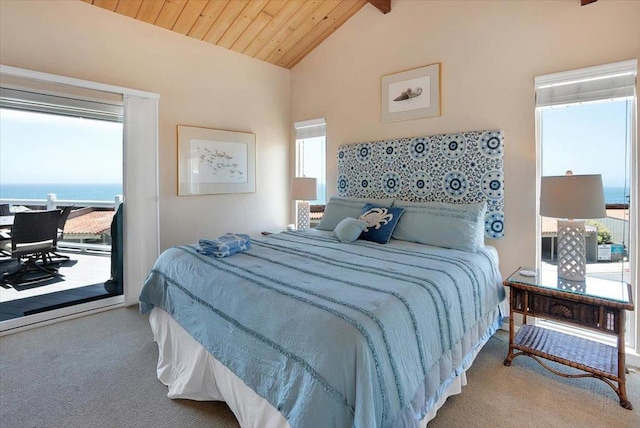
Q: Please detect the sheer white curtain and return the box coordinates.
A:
[123,94,159,306]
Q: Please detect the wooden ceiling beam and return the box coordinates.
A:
[368,0,390,14]
[581,0,597,5]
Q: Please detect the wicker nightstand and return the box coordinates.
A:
[503,267,635,409]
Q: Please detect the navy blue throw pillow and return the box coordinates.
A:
[359,204,404,244]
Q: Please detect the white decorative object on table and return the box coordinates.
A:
[540,171,606,282]
[556,219,587,280]
[519,270,537,277]
[290,177,317,231]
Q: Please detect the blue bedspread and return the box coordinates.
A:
[140,230,505,428]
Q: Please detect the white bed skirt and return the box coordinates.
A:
[149,307,490,427]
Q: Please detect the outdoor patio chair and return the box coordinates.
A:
[1,210,62,286]
[45,205,74,263]
[0,230,10,258]
[0,204,12,257]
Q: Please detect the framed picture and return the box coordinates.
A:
[178,125,256,195]
[381,63,441,123]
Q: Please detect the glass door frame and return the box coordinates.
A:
[0,64,159,335]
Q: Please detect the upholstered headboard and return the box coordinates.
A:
[336,130,504,238]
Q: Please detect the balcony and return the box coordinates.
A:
[0,194,121,321]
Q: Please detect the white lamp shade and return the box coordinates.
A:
[290,177,317,201]
[540,174,606,219]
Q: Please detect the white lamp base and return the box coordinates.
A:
[296,201,310,231]
[557,219,587,282]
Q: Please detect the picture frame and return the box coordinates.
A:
[177,125,256,195]
[381,63,441,123]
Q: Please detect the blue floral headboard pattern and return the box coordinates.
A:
[336,130,505,238]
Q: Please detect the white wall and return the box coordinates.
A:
[290,0,640,278]
[0,0,291,250]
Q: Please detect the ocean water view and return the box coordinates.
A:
[0,183,628,204]
[0,183,123,201]
[604,186,630,204]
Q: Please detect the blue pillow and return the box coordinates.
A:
[333,218,368,243]
[358,204,404,244]
[392,201,486,252]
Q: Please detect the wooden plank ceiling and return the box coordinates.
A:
[82,0,390,69]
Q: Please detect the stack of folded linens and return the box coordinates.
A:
[196,233,251,258]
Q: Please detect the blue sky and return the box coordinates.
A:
[0,108,123,184]
[541,99,630,188]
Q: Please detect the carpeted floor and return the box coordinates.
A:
[1,307,638,428]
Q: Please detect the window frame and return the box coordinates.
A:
[534,60,638,354]
[294,118,326,206]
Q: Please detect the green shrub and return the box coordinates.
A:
[586,220,612,245]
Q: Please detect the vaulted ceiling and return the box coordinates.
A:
[82,0,391,69]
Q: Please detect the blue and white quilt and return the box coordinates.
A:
[140,230,505,428]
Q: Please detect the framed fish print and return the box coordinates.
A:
[178,125,256,195]
[381,63,441,123]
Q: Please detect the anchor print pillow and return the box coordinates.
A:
[358,204,405,244]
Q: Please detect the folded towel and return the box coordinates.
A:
[197,243,250,258]
[197,233,251,258]
[199,233,251,252]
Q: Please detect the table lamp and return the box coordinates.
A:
[290,177,317,230]
[540,171,606,281]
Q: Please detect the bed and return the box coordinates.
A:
[139,130,507,427]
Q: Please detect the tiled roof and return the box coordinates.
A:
[64,211,114,236]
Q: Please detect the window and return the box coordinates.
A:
[535,60,637,350]
[294,118,326,205]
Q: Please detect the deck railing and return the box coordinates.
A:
[0,193,123,255]
[0,193,123,210]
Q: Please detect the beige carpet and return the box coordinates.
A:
[1,306,638,428]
